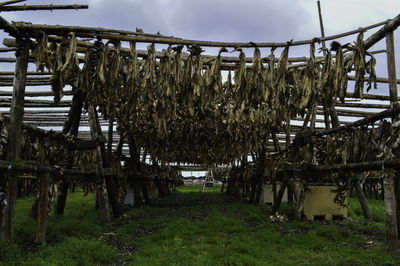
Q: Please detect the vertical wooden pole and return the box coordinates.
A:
[296,143,313,221]
[55,90,83,215]
[323,106,331,130]
[310,103,317,130]
[384,169,398,240]
[104,118,122,217]
[285,113,291,149]
[395,175,400,239]
[317,0,326,50]
[355,175,372,221]
[128,135,143,205]
[317,0,329,131]
[301,105,314,129]
[34,142,49,244]
[295,179,306,221]
[34,172,49,244]
[115,135,124,158]
[330,106,340,128]
[272,178,288,214]
[0,38,29,243]
[88,103,110,224]
[387,32,398,106]
[317,0,340,129]
[385,31,399,241]
[107,118,114,162]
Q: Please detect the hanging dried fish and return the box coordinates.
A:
[50,33,80,103]
[331,41,348,103]
[300,42,317,110]
[365,52,377,92]
[350,32,366,98]
[31,31,52,72]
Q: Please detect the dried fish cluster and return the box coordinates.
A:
[31,32,376,165]
[316,121,400,166]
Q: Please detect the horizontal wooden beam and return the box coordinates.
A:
[0,90,73,97]
[285,159,400,174]
[0,71,51,75]
[11,16,390,48]
[12,21,182,39]
[0,4,88,12]
[0,114,93,146]
[0,160,96,177]
[335,102,389,109]
[0,0,26,6]
[347,75,400,84]
[315,104,400,137]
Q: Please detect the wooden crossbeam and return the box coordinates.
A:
[0,0,26,6]
[0,4,88,12]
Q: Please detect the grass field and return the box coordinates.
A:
[1,184,399,265]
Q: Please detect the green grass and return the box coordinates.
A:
[1,185,399,265]
[176,184,222,193]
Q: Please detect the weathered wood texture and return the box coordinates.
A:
[355,177,372,221]
[34,172,49,244]
[0,39,29,243]
[55,90,83,216]
[88,103,110,224]
[0,4,88,12]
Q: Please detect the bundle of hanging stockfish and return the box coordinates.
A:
[31,32,377,165]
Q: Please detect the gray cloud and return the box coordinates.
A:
[2,0,315,43]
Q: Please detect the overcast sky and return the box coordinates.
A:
[1,0,400,86]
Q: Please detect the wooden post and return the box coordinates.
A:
[301,105,314,129]
[88,103,110,224]
[272,178,288,214]
[395,173,400,239]
[385,30,399,241]
[285,113,291,149]
[317,0,326,50]
[387,32,398,106]
[102,118,122,217]
[55,90,83,215]
[296,144,313,221]
[0,38,29,242]
[34,172,49,244]
[323,105,331,130]
[107,118,114,162]
[384,168,398,240]
[114,135,124,158]
[317,0,341,129]
[128,135,143,205]
[310,102,318,130]
[287,179,297,205]
[355,175,372,221]
[295,179,306,221]
[330,106,340,128]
